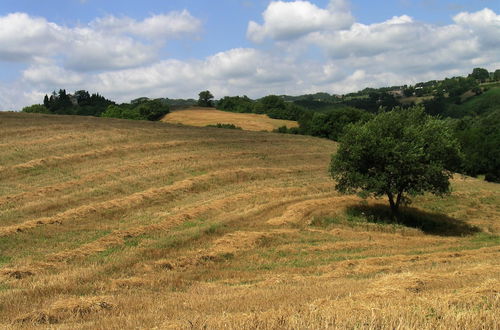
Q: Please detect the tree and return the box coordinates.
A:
[494,69,500,81]
[329,106,462,219]
[22,104,50,114]
[403,86,415,97]
[453,109,500,183]
[422,92,446,116]
[101,99,169,121]
[198,90,214,107]
[469,68,490,83]
[136,99,170,121]
[74,90,91,106]
[299,107,372,141]
[217,95,254,113]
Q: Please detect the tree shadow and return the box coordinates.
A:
[346,203,481,237]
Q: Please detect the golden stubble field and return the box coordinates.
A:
[0,112,498,329]
[161,107,299,132]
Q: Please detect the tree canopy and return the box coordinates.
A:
[494,69,500,81]
[469,67,490,83]
[198,90,214,107]
[37,89,114,116]
[329,106,462,218]
[101,98,170,121]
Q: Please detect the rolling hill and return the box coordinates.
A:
[161,107,299,131]
[0,112,498,328]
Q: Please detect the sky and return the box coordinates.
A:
[0,0,499,110]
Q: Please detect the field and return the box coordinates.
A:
[162,107,299,131]
[399,95,434,105]
[0,112,499,329]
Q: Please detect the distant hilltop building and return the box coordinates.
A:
[388,89,404,98]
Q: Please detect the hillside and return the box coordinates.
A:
[0,112,499,328]
[162,107,299,131]
[447,86,500,117]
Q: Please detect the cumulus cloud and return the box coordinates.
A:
[2,3,500,111]
[90,10,202,40]
[64,29,157,71]
[91,48,299,100]
[12,47,304,107]
[0,11,201,71]
[247,0,353,42]
[453,8,500,47]
[248,2,500,83]
[0,13,66,62]
[303,8,500,80]
[22,64,86,86]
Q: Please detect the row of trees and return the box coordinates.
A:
[22,90,169,122]
[469,67,500,83]
[217,94,305,120]
[42,89,114,116]
[212,82,498,183]
[20,68,498,183]
[101,99,170,121]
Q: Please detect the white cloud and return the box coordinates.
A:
[453,8,500,47]
[0,11,201,71]
[90,10,201,40]
[64,28,157,71]
[307,9,500,77]
[0,13,65,62]
[91,48,299,100]
[247,0,353,42]
[22,64,85,86]
[1,4,500,111]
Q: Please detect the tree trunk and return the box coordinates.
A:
[387,192,400,221]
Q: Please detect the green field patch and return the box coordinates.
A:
[90,246,125,262]
[0,228,112,262]
[124,235,145,248]
[0,255,12,266]
[468,233,500,245]
[177,217,207,229]
[0,283,11,292]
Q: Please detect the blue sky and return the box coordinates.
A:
[0,0,499,109]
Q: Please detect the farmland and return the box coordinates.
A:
[0,112,498,329]
[162,107,299,132]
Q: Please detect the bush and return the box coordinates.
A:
[21,104,50,114]
[206,123,242,130]
[101,99,169,121]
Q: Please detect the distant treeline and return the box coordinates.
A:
[21,67,499,182]
[217,95,374,141]
[23,90,170,121]
[216,68,499,182]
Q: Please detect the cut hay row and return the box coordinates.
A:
[0,166,317,237]
[0,112,498,328]
[0,147,316,207]
[1,153,316,222]
[45,189,326,263]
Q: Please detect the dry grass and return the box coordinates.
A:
[162,107,299,131]
[399,95,435,105]
[0,112,498,329]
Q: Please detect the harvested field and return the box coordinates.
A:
[162,107,299,131]
[0,112,498,329]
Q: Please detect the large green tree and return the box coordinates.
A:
[469,68,490,83]
[198,90,214,107]
[330,106,462,219]
[494,69,500,81]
